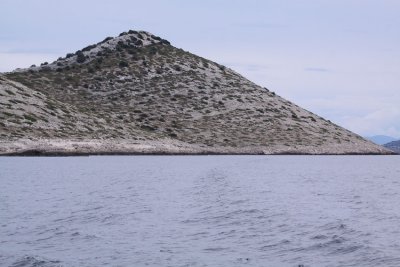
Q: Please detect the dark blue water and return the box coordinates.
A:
[1,156,400,267]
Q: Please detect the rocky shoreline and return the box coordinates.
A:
[0,139,394,156]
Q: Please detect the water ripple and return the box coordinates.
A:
[1,155,400,267]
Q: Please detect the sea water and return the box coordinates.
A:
[1,156,400,267]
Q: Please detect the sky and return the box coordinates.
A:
[1,0,399,138]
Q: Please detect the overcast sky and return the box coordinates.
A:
[1,0,399,138]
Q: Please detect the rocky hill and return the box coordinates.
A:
[384,140,400,154]
[0,30,392,155]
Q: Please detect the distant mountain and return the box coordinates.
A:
[366,135,397,145]
[0,30,392,155]
[384,140,400,154]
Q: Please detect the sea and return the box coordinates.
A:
[1,155,400,267]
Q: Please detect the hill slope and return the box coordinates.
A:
[384,140,400,154]
[0,30,391,155]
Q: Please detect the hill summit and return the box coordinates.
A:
[0,30,391,155]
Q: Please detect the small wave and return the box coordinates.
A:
[70,231,99,240]
[181,208,261,225]
[229,199,249,205]
[203,247,228,252]
[10,256,63,267]
[188,231,210,237]
[293,234,364,257]
[305,235,346,250]
[329,244,363,255]
[310,234,328,240]
[260,239,291,250]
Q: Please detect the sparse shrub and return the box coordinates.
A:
[134,39,143,46]
[30,64,36,68]
[100,37,113,44]
[173,65,182,71]
[141,125,156,132]
[66,53,74,58]
[41,62,48,66]
[149,46,157,55]
[76,51,86,63]
[127,49,137,55]
[151,35,162,41]
[23,114,37,122]
[119,61,129,68]
[40,66,51,72]
[160,39,170,45]
[82,44,96,52]
[5,89,15,95]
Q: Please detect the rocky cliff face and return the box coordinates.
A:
[0,30,392,155]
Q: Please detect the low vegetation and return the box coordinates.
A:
[0,30,380,154]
